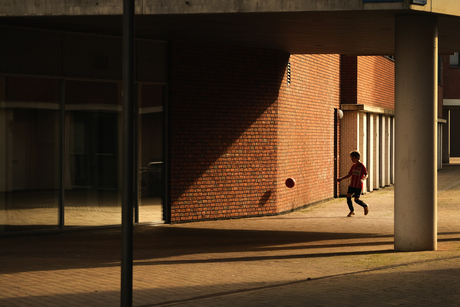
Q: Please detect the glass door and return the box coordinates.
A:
[138,83,164,223]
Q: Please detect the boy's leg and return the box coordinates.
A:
[354,196,369,215]
[347,195,354,211]
[354,197,367,207]
[346,187,356,216]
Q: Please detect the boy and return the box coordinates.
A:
[337,150,370,217]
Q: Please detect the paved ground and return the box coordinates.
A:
[1,163,460,306]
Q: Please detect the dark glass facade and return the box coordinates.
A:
[0,27,168,233]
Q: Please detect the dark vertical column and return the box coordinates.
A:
[334,108,338,198]
[134,83,139,224]
[59,79,65,229]
[163,82,171,223]
[121,0,135,305]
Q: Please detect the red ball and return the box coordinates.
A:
[285,178,295,188]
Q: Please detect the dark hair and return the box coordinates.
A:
[350,150,361,159]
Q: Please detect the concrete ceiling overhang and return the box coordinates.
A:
[2,0,460,55]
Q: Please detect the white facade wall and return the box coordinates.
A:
[340,105,394,196]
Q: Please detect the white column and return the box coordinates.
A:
[385,116,391,186]
[442,109,450,163]
[437,121,442,170]
[359,112,367,193]
[373,115,380,190]
[391,116,395,184]
[395,15,438,251]
[368,114,374,192]
[380,115,386,188]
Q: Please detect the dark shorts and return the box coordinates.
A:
[347,186,362,198]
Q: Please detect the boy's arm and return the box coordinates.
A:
[337,174,351,182]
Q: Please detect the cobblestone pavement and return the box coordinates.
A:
[1,164,460,306]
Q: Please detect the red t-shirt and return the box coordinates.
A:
[348,162,367,189]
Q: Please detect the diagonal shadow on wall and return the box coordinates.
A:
[169,42,289,221]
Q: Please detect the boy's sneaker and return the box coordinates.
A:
[347,211,355,217]
[364,205,369,215]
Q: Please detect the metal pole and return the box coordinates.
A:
[60,79,65,228]
[134,83,139,224]
[334,108,338,198]
[121,0,135,306]
[162,83,171,223]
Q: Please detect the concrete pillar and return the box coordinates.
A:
[390,116,395,184]
[442,109,450,164]
[368,114,374,192]
[385,116,391,186]
[379,115,386,188]
[437,121,443,170]
[373,115,380,190]
[359,112,367,193]
[395,15,438,251]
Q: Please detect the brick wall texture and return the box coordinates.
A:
[442,54,460,99]
[341,55,395,109]
[169,43,287,222]
[169,43,342,222]
[277,54,341,213]
[357,56,395,109]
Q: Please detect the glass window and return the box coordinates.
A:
[64,80,122,227]
[138,84,164,223]
[450,53,459,67]
[0,76,61,232]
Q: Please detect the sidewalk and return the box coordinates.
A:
[1,164,460,306]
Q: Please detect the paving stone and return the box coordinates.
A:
[1,164,460,307]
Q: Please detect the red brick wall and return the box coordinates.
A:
[357,56,395,109]
[277,54,341,211]
[169,44,342,222]
[442,54,460,99]
[169,43,288,222]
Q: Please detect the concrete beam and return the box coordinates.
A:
[412,0,460,17]
[0,0,408,17]
[0,0,123,16]
[3,0,460,17]
[341,104,395,116]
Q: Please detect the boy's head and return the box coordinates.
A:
[350,150,361,162]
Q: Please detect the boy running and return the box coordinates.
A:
[337,150,370,217]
